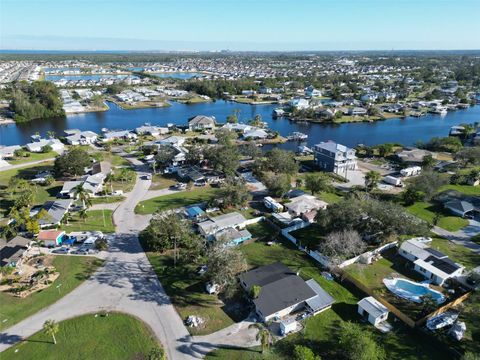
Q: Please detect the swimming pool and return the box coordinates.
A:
[383,278,445,304]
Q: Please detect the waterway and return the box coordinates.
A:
[45,74,137,81]
[1,101,479,148]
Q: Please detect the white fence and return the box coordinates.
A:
[281,221,398,269]
[244,216,265,227]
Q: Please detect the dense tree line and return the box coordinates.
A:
[10,81,64,122]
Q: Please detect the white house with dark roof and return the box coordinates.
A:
[399,238,464,285]
[26,138,64,153]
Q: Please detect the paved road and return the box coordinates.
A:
[433,223,480,254]
[0,154,258,359]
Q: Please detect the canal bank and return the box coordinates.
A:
[1,101,479,148]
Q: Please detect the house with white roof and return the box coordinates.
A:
[25,139,64,153]
[197,212,247,240]
[285,195,328,219]
[243,129,268,140]
[188,115,216,131]
[399,238,465,285]
[65,130,98,145]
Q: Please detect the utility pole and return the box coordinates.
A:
[173,236,178,268]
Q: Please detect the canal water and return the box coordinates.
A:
[45,74,137,81]
[1,101,479,148]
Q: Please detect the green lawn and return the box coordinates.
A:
[135,187,220,214]
[289,224,324,248]
[0,313,161,360]
[317,191,343,204]
[90,196,125,205]
[206,237,450,360]
[406,201,469,231]
[146,252,240,335]
[149,174,177,190]
[439,184,480,196]
[60,210,115,233]
[7,151,57,165]
[0,256,103,331]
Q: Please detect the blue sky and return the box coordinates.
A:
[1,0,479,51]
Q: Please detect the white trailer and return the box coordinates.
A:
[383,175,404,187]
[263,196,284,212]
[400,166,422,177]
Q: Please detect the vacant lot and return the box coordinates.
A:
[0,313,161,360]
[0,256,103,331]
[135,187,219,214]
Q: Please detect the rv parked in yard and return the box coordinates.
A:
[383,175,404,187]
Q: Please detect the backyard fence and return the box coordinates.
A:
[414,291,471,327]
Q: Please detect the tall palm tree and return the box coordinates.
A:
[249,323,272,354]
[74,185,91,209]
[43,319,59,345]
[47,130,56,139]
[79,208,88,223]
[61,212,73,225]
[105,173,115,194]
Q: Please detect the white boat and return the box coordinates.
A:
[426,311,459,331]
[287,132,308,141]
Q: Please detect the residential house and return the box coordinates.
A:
[305,85,322,98]
[59,180,84,198]
[135,125,169,136]
[188,115,216,131]
[25,138,64,153]
[65,131,98,145]
[214,227,252,245]
[289,98,310,110]
[357,296,389,327]
[444,200,475,217]
[223,123,253,134]
[156,136,186,147]
[38,198,73,227]
[197,212,247,239]
[239,262,334,322]
[0,236,31,267]
[243,129,268,140]
[102,130,137,142]
[37,230,66,247]
[398,238,465,285]
[185,206,206,221]
[313,141,357,176]
[348,107,368,116]
[92,161,112,177]
[285,195,328,219]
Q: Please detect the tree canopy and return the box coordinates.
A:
[54,147,91,177]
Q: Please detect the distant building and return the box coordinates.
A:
[188,115,216,131]
[25,139,64,153]
[65,131,98,145]
[313,141,357,176]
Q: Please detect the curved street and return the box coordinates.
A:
[0,156,258,359]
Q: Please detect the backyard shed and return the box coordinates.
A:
[357,296,389,326]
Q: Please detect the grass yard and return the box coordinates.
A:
[0,256,103,331]
[146,252,242,335]
[247,221,278,240]
[289,224,324,248]
[406,201,469,231]
[149,173,177,190]
[89,195,125,205]
[206,237,450,360]
[317,191,343,204]
[60,210,115,233]
[0,313,161,360]
[7,151,57,165]
[135,187,220,214]
[439,184,480,196]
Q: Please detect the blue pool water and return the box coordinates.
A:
[384,278,445,303]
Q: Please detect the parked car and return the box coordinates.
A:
[71,249,88,255]
[52,247,70,254]
[175,182,187,190]
[144,174,152,180]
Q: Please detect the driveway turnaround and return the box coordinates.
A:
[0,156,258,359]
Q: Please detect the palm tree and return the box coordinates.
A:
[61,212,73,225]
[74,185,91,209]
[47,130,56,139]
[43,319,59,345]
[249,323,272,354]
[105,173,115,194]
[79,208,88,223]
[364,170,381,193]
